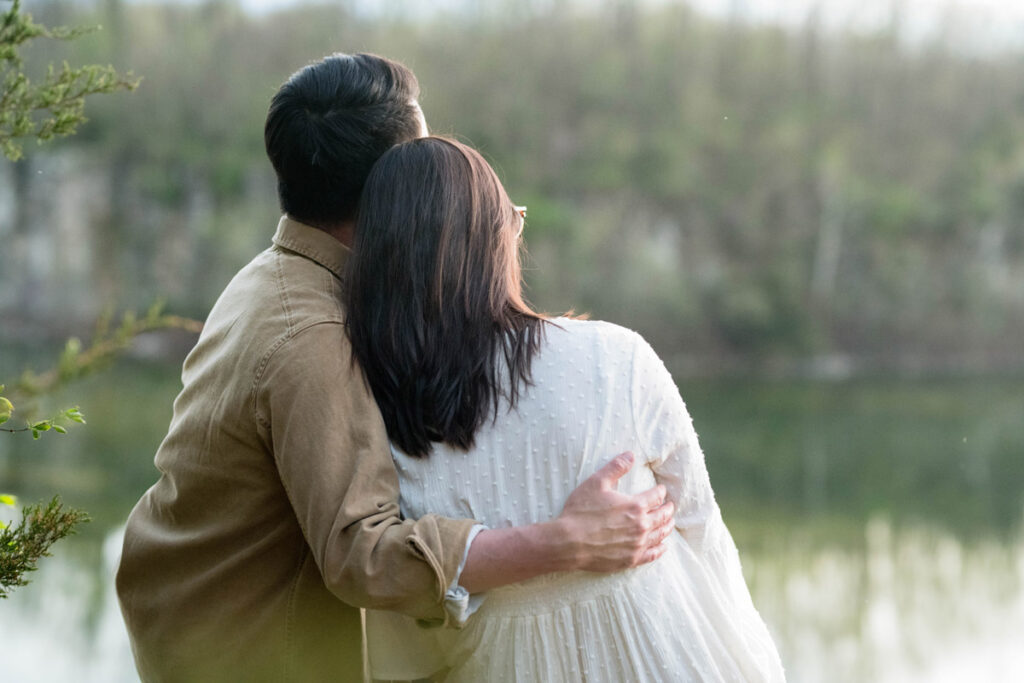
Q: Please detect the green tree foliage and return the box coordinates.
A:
[9,0,1024,369]
[0,0,154,598]
[0,496,89,598]
[0,0,138,160]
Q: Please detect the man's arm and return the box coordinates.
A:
[259,324,674,620]
[460,451,675,593]
[258,322,475,620]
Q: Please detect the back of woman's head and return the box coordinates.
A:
[346,137,546,457]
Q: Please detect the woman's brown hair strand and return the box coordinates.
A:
[345,136,547,457]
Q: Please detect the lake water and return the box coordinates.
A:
[1,357,1022,682]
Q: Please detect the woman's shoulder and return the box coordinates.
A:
[543,316,648,362]
[548,316,646,341]
[542,317,672,382]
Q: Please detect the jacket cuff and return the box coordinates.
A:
[443,524,488,628]
[404,514,480,626]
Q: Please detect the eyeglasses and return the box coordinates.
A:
[513,205,527,237]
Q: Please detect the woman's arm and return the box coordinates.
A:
[628,334,786,680]
[627,333,723,549]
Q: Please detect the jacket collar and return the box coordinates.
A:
[271,216,351,279]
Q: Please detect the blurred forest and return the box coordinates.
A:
[2,0,1023,376]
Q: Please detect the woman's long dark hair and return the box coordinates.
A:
[345,137,547,457]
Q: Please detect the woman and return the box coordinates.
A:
[346,137,785,682]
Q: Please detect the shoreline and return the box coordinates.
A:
[1,314,1021,382]
[666,351,1024,382]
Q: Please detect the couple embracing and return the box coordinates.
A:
[116,53,785,682]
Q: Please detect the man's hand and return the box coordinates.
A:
[554,451,675,572]
[458,452,675,593]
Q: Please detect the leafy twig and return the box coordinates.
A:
[0,403,85,438]
[0,0,140,160]
[0,497,90,598]
[13,301,203,399]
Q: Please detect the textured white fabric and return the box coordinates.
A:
[365,318,786,682]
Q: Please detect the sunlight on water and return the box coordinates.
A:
[747,518,1024,683]
[2,521,1022,682]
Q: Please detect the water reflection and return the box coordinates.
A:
[2,520,1022,682]
[1,529,135,683]
[748,519,1024,683]
[1,362,1022,681]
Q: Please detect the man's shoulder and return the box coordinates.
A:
[185,244,348,386]
[209,245,346,331]
[208,246,278,312]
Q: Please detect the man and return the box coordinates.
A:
[116,53,674,682]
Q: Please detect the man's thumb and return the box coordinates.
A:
[593,451,635,489]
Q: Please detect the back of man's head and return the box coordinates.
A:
[265,53,422,227]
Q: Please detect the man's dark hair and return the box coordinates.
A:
[264,53,422,226]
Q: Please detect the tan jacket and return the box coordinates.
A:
[116,217,477,683]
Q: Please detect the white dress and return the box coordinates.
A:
[366,318,785,682]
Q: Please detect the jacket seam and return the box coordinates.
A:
[273,250,295,332]
[250,318,346,430]
[248,319,348,570]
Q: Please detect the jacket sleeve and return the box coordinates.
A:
[254,320,478,623]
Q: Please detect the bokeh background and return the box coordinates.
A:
[2,0,1023,680]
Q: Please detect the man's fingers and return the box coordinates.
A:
[650,500,675,531]
[633,518,674,568]
[588,451,635,490]
[648,508,675,546]
[637,540,669,566]
[633,483,668,512]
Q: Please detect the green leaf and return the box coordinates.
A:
[0,395,13,424]
[0,494,17,506]
[53,425,66,434]
[63,337,81,356]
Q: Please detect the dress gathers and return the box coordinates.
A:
[366,318,786,682]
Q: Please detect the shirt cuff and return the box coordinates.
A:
[443,524,487,628]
